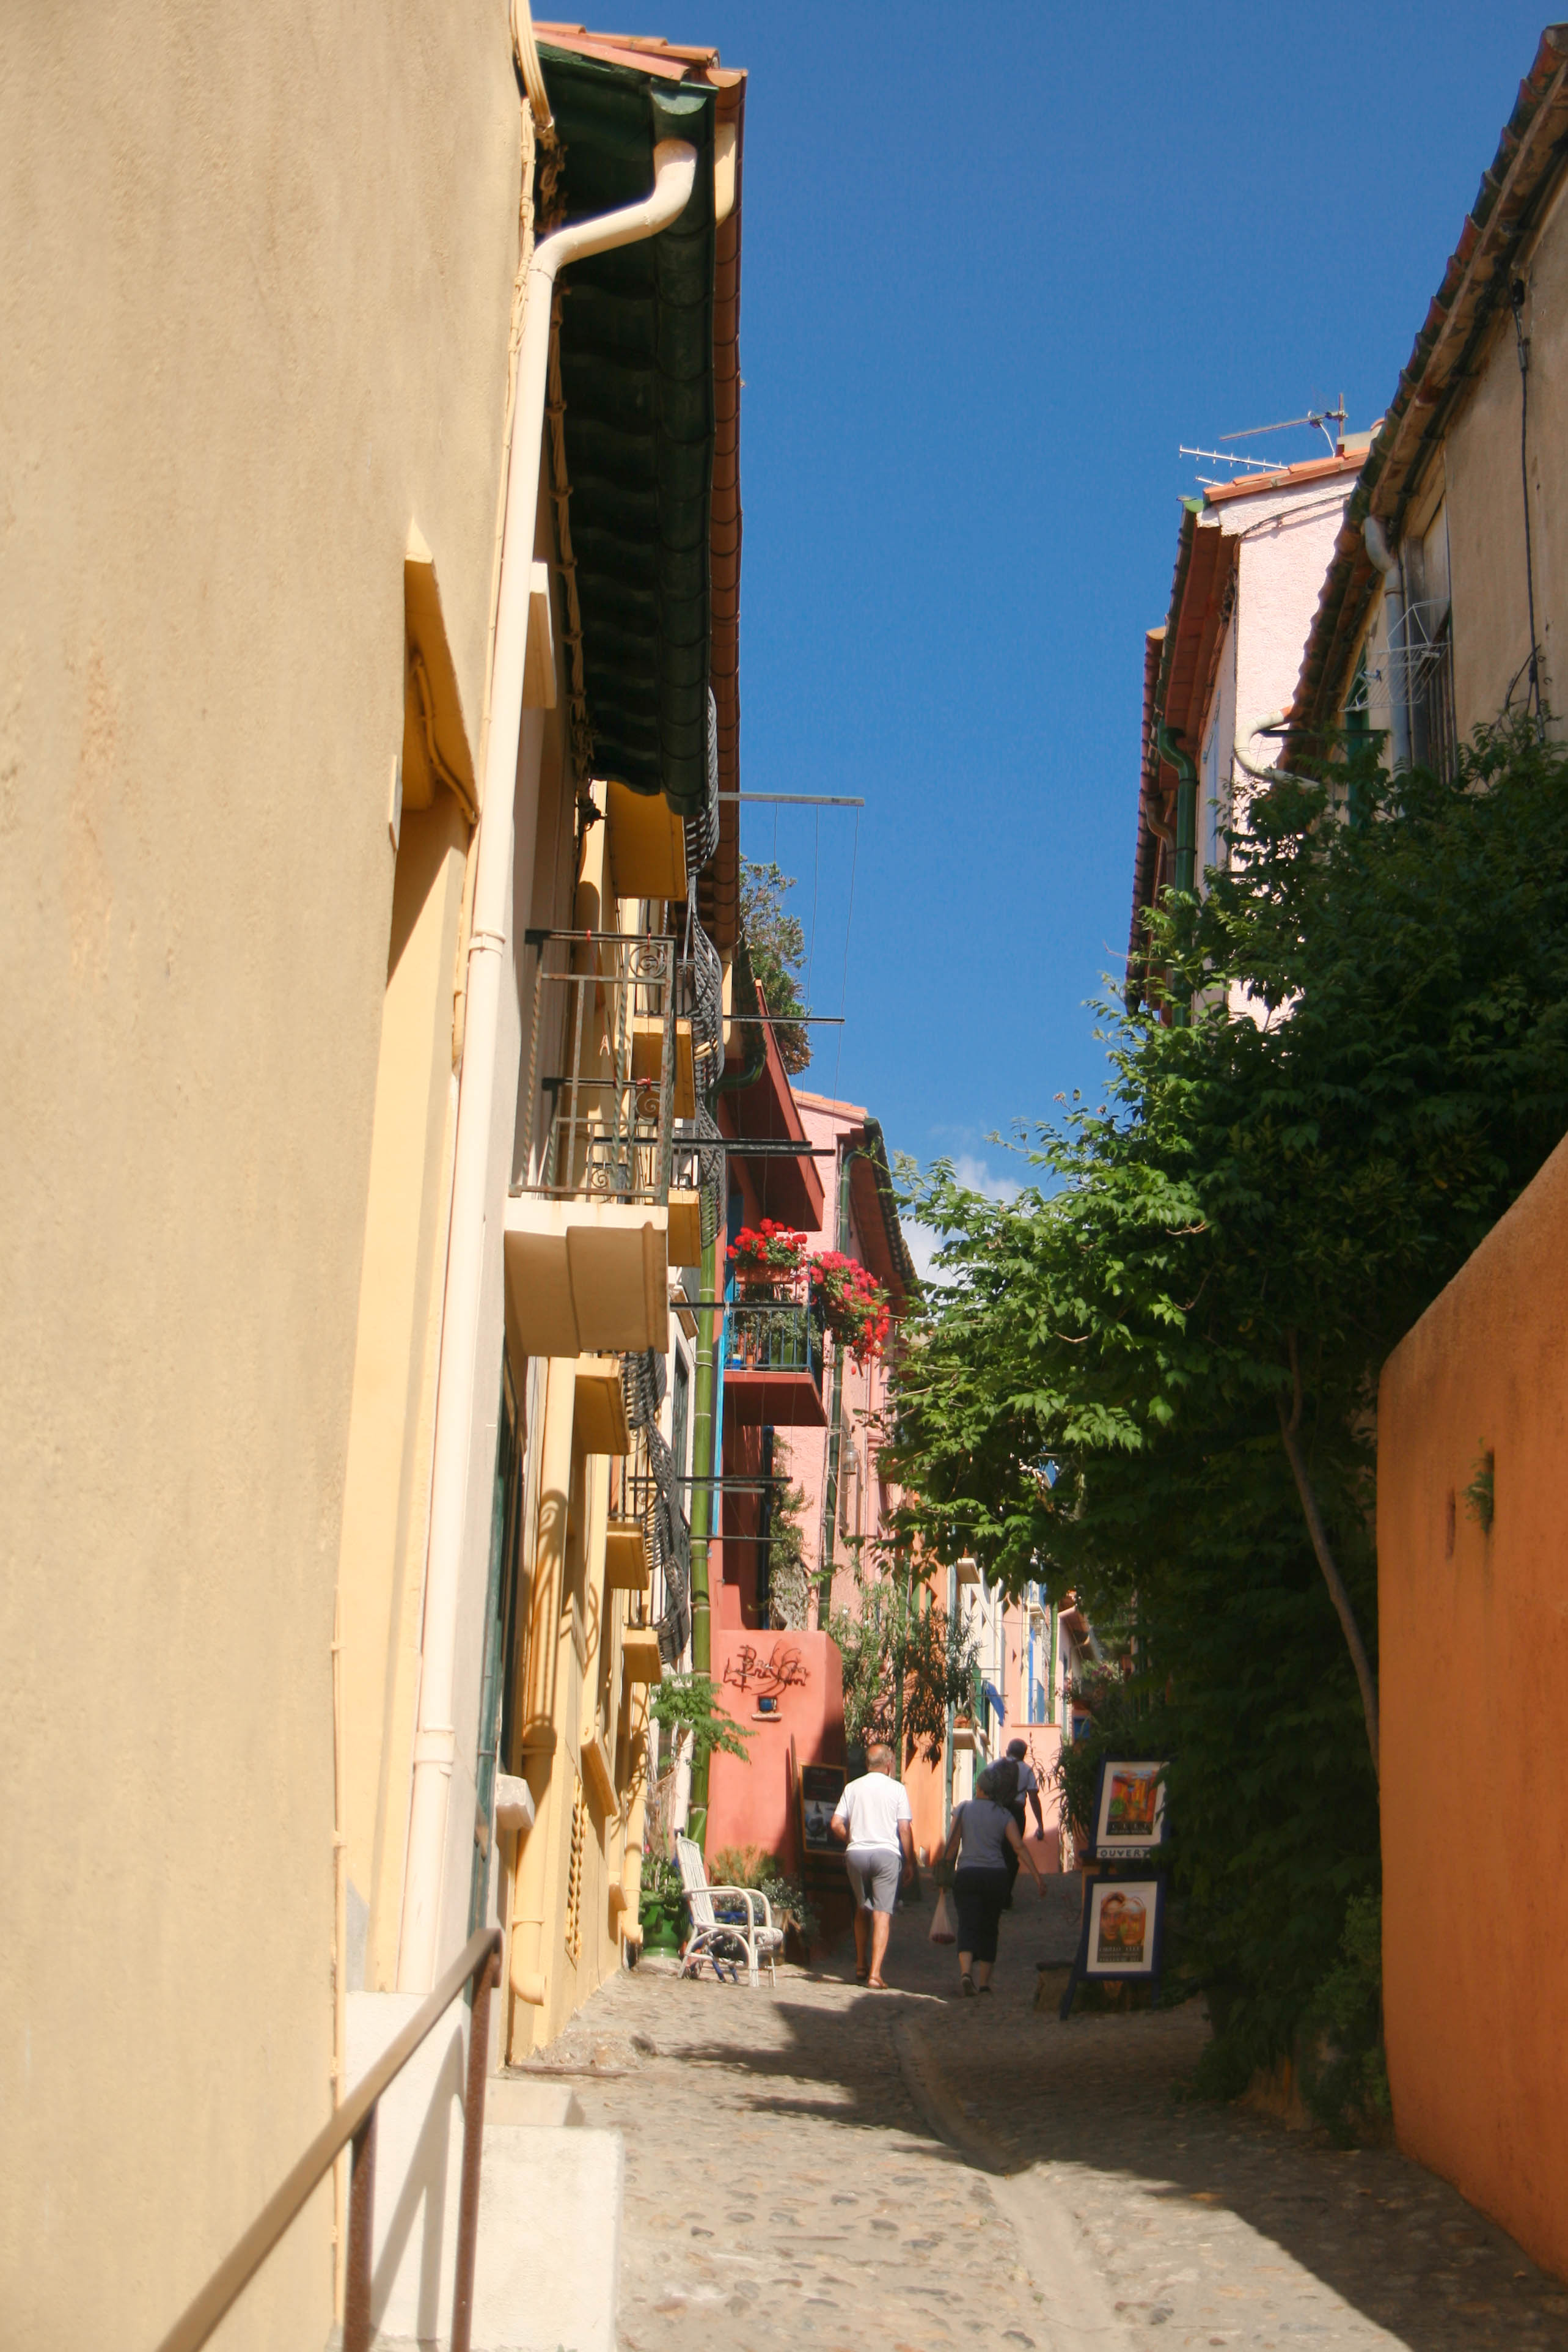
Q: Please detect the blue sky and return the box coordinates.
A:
[683,1,1548,1194]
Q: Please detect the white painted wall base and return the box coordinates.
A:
[345,1992,621,2351]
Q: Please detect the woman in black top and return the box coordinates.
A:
[939,1762,1044,1994]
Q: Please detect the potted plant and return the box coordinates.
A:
[637,1852,686,1954]
[808,1251,893,1364]
[728,1220,807,1291]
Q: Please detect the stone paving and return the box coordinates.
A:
[518,1881,1568,2352]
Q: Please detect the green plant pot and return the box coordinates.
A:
[640,1898,683,1955]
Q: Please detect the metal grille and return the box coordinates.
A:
[682,689,721,878]
[620,1347,667,1434]
[515,928,676,1203]
[610,1428,689,1592]
[1412,614,1457,782]
[724,1293,821,1381]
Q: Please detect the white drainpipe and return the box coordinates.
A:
[1364,514,1412,772]
[398,136,699,1994]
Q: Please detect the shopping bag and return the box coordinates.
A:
[929,1888,956,1944]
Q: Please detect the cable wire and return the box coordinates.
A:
[1511,277,1545,735]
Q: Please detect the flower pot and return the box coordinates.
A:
[639,1897,683,1955]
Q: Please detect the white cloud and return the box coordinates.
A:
[902,1219,940,1283]
[901,1154,1022,1288]
[951,1152,1022,1205]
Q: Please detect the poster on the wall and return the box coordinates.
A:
[1076,1875,1166,1981]
[1090,1757,1168,1858]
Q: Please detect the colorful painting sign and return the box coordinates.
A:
[1091,1757,1168,1858]
[1079,1874,1165,1980]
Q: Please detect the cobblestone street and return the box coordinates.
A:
[519,1883,1568,2352]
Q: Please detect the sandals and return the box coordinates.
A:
[855,1969,870,1985]
[866,1975,889,1991]
[960,1973,975,1997]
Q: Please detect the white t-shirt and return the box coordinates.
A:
[832,1771,912,1854]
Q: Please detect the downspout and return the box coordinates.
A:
[399,136,700,1995]
[685,1226,719,1851]
[815,1145,860,1630]
[1156,723,1197,895]
[1364,515,1412,773]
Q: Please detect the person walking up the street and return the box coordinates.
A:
[939,1761,1043,1996]
[830,1743,915,1989]
[1002,1737,1047,1903]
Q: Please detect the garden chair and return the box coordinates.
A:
[674,1834,783,1988]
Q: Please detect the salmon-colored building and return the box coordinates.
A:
[702,1080,918,1872]
[1379,1130,1568,2284]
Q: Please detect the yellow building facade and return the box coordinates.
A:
[3,7,746,2342]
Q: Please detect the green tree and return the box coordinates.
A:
[739,857,811,1073]
[830,1550,979,1767]
[889,718,1568,2070]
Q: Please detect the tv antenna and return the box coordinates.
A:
[1218,398,1347,455]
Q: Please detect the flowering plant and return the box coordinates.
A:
[728,1220,808,1281]
[809,1251,893,1364]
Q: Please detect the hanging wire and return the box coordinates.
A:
[1511,277,1544,735]
[832,805,860,1100]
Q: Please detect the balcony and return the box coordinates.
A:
[505,929,701,1358]
[721,1290,826,1429]
[606,1425,689,1671]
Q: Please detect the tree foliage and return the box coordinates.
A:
[888,719,1568,2073]
[830,1553,979,1767]
[739,857,811,1072]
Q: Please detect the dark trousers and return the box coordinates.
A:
[1003,1801,1027,1902]
[953,1868,1011,1964]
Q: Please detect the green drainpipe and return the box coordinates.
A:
[685,1226,719,1850]
[815,1146,861,1630]
[1156,722,1197,897]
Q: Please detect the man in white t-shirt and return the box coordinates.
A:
[829,1744,915,1988]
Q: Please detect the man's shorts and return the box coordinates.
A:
[844,1845,901,1914]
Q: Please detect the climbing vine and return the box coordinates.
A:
[888,716,1568,2090]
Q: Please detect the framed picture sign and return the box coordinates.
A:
[1090,1757,1168,1859]
[799,1763,845,1854]
[1075,1873,1166,1982]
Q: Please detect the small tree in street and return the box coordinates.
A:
[890,718,1568,2075]
[830,1548,979,1768]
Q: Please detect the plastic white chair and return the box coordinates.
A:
[674,1834,783,1988]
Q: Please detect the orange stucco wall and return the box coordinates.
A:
[705,1628,845,1871]
[1378,1131,1568,2284]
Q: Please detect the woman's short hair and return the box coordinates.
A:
[986,1758,1020,1807]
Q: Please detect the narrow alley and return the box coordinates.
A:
[526,1886,1567,2352]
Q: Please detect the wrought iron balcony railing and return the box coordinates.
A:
[607,1424,691,1663]
[723,1293,822,1382]
[516,928,678,1205]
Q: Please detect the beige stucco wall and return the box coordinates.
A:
[0,5,519,2342]
[1442,173,1568,736]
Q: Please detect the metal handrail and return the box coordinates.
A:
[152,1928,502,2352]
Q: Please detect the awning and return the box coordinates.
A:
[539,45,717,816]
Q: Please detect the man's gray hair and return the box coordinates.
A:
[866,1741,895,1768]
